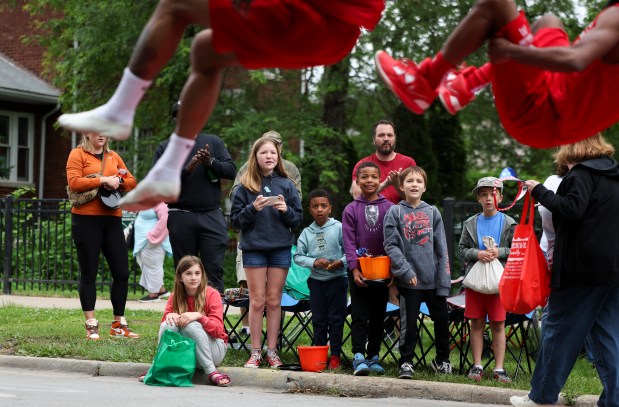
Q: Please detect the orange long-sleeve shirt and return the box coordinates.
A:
[66,147,137,216]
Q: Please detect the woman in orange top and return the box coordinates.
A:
[66,132,138,340]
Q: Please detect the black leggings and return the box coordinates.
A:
[72,214,129,316]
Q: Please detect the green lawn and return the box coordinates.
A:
[0,305,602,402]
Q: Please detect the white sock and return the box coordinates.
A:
[145,133,194,182]
[95,68,152,124]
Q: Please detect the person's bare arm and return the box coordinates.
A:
[350,180,361,199]
[489,7,619,71]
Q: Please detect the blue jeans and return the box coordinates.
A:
[529,285,619,407]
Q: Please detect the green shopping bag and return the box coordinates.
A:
[144,329,196,387]
[284,245,310,300]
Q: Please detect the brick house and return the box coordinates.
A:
[0,1,70,199]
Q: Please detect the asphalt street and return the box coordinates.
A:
[0,366,498,407]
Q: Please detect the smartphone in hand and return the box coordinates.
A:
[264,196,283,206]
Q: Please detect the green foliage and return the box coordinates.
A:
[18,0,619,205]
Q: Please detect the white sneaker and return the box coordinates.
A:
[119,180,180,211]
[510,395,552,406]
[58,110,132,140]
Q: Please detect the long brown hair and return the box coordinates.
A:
[78,132,110,154]
[553,133,615,167]
[172,255,208,314]
[239,136,288,193]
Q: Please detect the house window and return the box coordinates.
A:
[0,111,34,183]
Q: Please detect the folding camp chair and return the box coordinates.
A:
[503,311,541,380]
[476,310,540,380]
[446,293,472,373]
[223,297,251,354]
[277,292,313,357]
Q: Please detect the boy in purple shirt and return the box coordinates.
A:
[342,162,394,376]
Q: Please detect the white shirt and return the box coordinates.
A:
[538,174,563,263]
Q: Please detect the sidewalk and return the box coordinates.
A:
[0,295,597,406]
[0,294,240,314]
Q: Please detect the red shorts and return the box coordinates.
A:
[210,0,384,69]
[464,288,506,322]
[492,27,570,148]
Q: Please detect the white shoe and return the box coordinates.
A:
[119,180,180,211]
[58,110,132,140]
[510,395,552,406]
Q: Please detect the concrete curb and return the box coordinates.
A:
[0,355,597,406]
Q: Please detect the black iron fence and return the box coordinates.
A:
[1,196,541,295]
[1,196,141,295]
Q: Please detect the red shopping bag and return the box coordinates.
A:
[499,191,550,314]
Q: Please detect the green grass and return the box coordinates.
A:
[0,304,603,400]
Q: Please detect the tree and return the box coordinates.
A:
[21,0,618,206]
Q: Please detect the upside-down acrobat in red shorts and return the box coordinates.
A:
[491,9,619,148]
[210,0,384,69]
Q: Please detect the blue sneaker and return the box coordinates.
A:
[367,355,385,375]
[352,353,370,376]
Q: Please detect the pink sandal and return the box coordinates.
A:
[208,371,231,387]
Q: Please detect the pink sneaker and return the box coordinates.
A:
[374,50,437,114]
[265,352,283,369]
[438,66,477,115]
[244,351,262,369]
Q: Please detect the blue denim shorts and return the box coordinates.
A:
[242,248,291,269]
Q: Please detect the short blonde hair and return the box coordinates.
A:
[554,133,615,167]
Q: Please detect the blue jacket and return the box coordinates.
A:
[230,171,302,251]
[294,217,347,281]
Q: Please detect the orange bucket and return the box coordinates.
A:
[297,345,329,372]
[358,256,391,280]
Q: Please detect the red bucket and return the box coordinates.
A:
[297,345,329,372]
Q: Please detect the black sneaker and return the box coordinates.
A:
[158,290,170,299]
[431,359,453,374]
[138,294,160,303]
[398,362,414,379]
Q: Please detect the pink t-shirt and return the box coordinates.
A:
[352,153,417,204]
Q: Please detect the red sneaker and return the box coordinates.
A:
[265,352,283,369]
[438,67,477,115]
[375,50,437,114]
[328,355,341,370]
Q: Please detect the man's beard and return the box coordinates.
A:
[376,143,394,156]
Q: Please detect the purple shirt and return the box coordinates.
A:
[342,194,393,271]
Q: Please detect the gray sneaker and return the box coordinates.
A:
[467,365,484,381]
[493,369,512,384]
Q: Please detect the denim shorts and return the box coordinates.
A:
[242,248,291,269]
